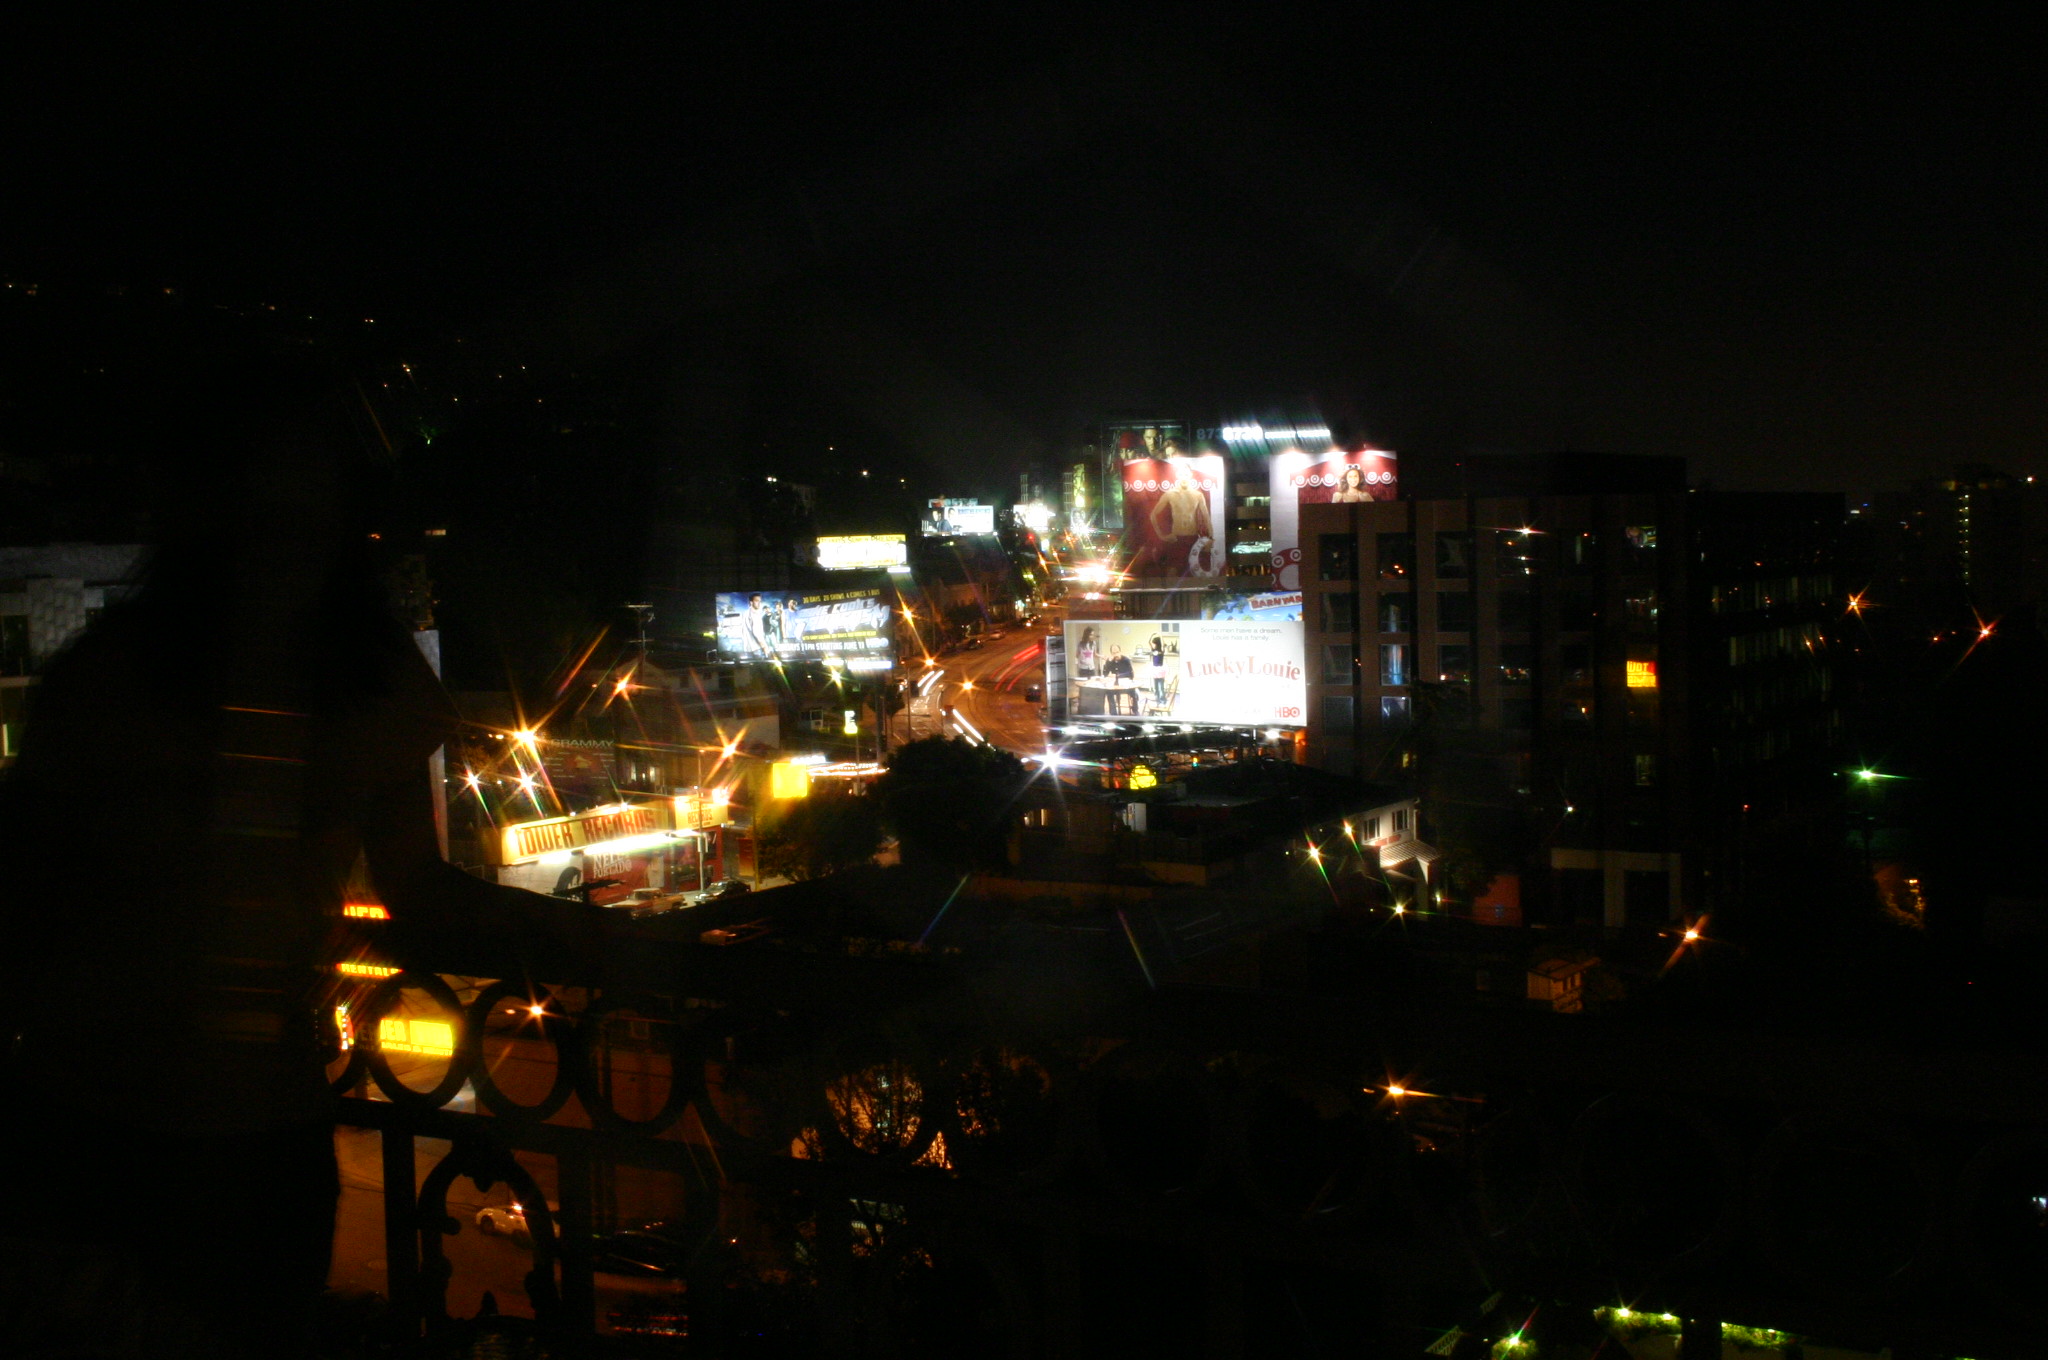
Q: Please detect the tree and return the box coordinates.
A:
[754,786,885,882]
[872,736,1028,872]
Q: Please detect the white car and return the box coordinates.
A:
[474,1201,557,1245]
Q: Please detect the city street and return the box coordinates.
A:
[894,619,1056,758]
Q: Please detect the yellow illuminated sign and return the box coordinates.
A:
[1128,763,1158,789]
[379,1016,455,1057]
[337,961,399,978]
[343,902,389,920]
[1626,660,1658,689]
[770,760,812,800]
[496,802,669,866]
[842,709,858,735]
[671,790,731,831]
[816,534,908,571]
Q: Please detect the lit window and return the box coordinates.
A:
[1380,644,1408,687]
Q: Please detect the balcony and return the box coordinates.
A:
[263,894,2048,1357]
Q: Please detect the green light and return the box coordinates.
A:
[1857,768,1878,781]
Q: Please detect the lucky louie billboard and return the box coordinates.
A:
[1063,619,1305,727]
[1269,447,1398,588]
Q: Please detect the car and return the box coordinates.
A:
[699,918,772,947]
[962,637,982,650]
[678,879,750,907]
[475,1201,558,1246]
[593,1223,701,1339]
[593,1228,693,1279]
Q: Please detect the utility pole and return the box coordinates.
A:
[624,603,654,663]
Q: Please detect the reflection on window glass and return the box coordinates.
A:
[1380,696,1411,725]
[0,615,27,677]
[1497,529,1538,577]
[1435,532,1473,579]
[1499,643,1533,683]
[1625,590,1659,623]
[1322,695,1356,734]
[1320,592,1357,633]
[1376,533,1414,580]
[1321,644,1358,684]
[1380,643,1408,687]
[1565,532,1598,570]
[1438,644,1472,684]
[1634,753,1658,786]
[1626,525,1658,552]
[1436,591,1474,631]
[1318,533,1357,582]
[1378,593,1412,632]
[1560,643,1591,683]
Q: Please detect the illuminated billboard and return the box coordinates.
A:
[1063,619,1304,727]
[923,499,996,536]
[1269,448,1398,589]
[817,534,909,572]
[1202,589,1303,622]
[715,588,893,668]
[1119,450,1227,579]
[1101,423,1187,529]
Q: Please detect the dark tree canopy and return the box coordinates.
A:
[873,736,1029,873]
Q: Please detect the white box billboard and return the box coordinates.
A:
[1063,619,1304,727]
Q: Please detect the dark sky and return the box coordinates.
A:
[7,9,2046,495]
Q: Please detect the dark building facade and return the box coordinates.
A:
[1299,456,1843,928]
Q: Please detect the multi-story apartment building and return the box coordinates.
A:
[1298,455,1842,928]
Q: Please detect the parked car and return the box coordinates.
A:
[475,1201,558,1246]
[699,919,772,947]
[593,1222,699,1339]
[680,878,750,907]
[593,1228,693,1279]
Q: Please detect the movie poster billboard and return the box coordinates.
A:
[1065,461,1093,531]
[1063,618,1305,727]
[1119,451,1227,579]
[1268,448,1398,588]
[816,534,909,571]
[715,589,894,669]
[922,499,997,536]
[1201,589,1303,622]
[1101,423,1187,530]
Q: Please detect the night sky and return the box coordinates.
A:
[6,10,2046,496]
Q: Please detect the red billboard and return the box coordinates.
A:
[1268,448,1398,588]
[1120,454,1227,579]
